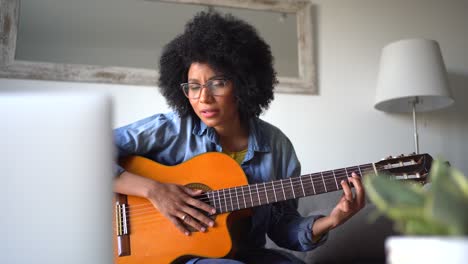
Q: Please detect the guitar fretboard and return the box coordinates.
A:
[204,163,374,214]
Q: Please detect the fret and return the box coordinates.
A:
[280,179,286,200]
[217,190,222,213]
[299,176,306,197]
[324,170,337,192]
[358,165,363,177]
[333,169,342,191]
[223,189,228,213]
[332,170,339,190]
[293,177,303,198]
[359,164,374,175]
[228,188,233,211]
[309,174,316,194]
[234,187,240,210]
[248,185,254,207]
[300,175,312,197]
[315,173,327,194]
[272,181,278,202]
[290,178,296,198]
[212,191,219,213]
[216,190,221,213]
[208,192,215,212]
[263,182,269,204]
[241,186,247,209]
[344,167,349,178]
[320,172,327,192]
[256,184,261,206]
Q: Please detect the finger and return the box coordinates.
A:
[186,194,217,216]
[168,215,190,236]
[180,213,207,233]
[184,206,215,229]
[184,187,203,196]
[350,174,366,208]
[341,199,351,213]
[341,179,353,202]
[336,194,351,213]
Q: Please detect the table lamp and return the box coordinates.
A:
[375,38,454,154]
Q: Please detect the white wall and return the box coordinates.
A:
[1,0,467,178]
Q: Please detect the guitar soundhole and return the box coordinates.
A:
[185,183,216,233]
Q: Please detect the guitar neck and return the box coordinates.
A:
[204,163,375,214]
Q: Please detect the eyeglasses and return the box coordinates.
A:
[180,79,230,99]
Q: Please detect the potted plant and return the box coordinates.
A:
[363,159,468,264]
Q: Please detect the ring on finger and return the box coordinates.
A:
[181,214,188,222]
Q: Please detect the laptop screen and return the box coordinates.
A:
[1,92,114,264]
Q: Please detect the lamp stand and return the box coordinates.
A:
[412,97,420,154]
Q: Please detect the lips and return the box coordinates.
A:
[200,109,219,118]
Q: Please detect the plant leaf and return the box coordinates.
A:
[427,160,468,235]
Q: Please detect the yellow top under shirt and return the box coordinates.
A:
[222,148,248,165]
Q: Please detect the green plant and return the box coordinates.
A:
[364,159,468,235]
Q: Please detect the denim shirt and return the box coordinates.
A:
[114,112,327,252]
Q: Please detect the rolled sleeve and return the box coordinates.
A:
[297,214,328,250]
[268,201,328,251]
[114,163,126,177]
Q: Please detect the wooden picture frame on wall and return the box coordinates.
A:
[0,0,317,94]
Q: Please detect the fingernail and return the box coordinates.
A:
[201,227,206,232]
[209,221,214,227]
[341,180,345,184]
[211,209,216,214]
[185,231,190,236]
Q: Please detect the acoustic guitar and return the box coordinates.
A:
[114,152,432,264]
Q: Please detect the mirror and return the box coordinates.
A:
[0,0,316,94]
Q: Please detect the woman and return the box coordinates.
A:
[114,11,365,264]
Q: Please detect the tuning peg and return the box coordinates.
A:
[385,155,393,160]
[398,154,405,157]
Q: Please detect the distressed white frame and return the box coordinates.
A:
[0,0,316,94]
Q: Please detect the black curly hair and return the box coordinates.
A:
[158,11,277,121]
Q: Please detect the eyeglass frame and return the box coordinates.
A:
[180,78,231,99]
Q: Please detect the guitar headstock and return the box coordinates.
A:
[374,153,433,184]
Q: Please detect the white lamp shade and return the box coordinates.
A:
[375,39,454,112]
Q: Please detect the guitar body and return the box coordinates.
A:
[114,152,249,264]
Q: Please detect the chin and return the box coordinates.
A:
[198,116,217,127]
[202,120,221,128]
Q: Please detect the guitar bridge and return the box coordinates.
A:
[115,194,131,257]
[116,203,129,236]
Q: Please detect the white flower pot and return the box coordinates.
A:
[386,236,468,264]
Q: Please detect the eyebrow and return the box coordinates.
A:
[188,75,225,83]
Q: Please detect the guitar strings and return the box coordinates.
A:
[116,166,374,221]
[117,169,361,218]
[200,165,374,205]
[129,164,372,210]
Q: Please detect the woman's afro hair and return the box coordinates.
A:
[158,11,277,120]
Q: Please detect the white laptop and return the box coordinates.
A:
[0,91,114,264]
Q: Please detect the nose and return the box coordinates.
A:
[199,86,214,103]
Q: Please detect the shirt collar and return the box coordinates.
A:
[193,117,219,144]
